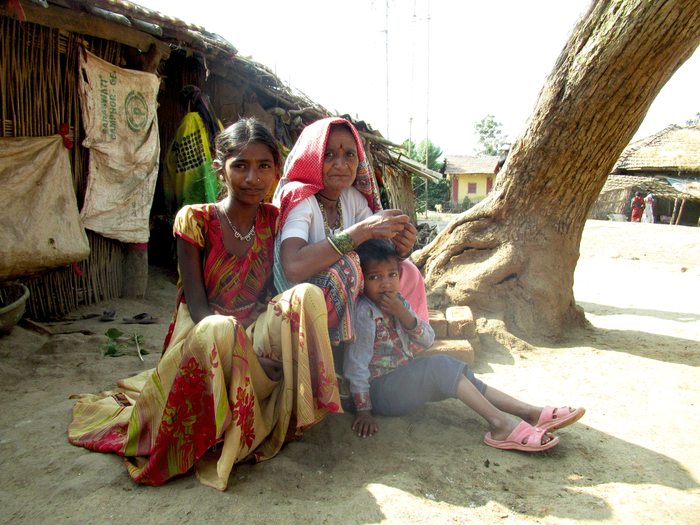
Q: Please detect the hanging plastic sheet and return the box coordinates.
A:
[163,112,219,219]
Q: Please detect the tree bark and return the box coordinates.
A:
[413,0,700,341]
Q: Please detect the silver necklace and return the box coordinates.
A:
[220,204,256,242]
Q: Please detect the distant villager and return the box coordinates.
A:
[631,191,645,222]
[642,193,654,223]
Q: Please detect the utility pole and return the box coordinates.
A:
[385,0,390,138]
[424,0,431,216]
[409,0,417,157]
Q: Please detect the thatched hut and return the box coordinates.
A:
[590,125,700,224]
[589,174,700,223]
[1,0,439,319]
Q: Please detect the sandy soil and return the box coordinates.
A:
[1,220,699,524]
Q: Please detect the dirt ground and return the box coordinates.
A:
[0,219,698,524]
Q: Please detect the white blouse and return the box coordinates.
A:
[273,185,373,292]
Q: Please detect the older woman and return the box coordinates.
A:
[273,117,427,343]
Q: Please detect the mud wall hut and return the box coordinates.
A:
[589,175,700,223]
[590,125,700,225]
[1,0,438,320]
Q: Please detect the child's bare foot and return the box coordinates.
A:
[484,418,558,452]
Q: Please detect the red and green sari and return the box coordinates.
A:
[68,203,341,490]
[162,203,276,351]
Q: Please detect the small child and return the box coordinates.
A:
[344,239,585,452]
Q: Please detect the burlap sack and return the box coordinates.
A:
[0,136,90,280]
[78,49,161,244]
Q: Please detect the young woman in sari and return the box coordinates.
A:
[273,117,426,344]
[631,191,646,222]
[68,119,341,491]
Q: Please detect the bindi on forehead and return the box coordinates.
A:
[326,142,357,153]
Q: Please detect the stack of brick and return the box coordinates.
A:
[418,306,481,367]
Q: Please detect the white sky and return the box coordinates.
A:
[135,0,700,155]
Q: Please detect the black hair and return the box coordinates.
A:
[355,239,399,271]
[329,121,353,133]
[214,118,282,175]
[180,85,220,147]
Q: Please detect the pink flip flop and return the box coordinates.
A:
[484,421,559,452]
[536,406,586,432]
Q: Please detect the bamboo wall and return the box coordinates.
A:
[1,17,126,319]
[588,188,631,220]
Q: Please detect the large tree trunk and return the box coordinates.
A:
[413,0,700,342]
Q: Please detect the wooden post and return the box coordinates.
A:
[122,243,148,300]
[670,198,680,224]
[674,198,687,225]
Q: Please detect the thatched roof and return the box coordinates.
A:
[6,0,330,127]
[443,155,499,175]
[390,152,442,182]
[5,0,444,187]
[601,175,700,202]
[6,0,448,193]
[614,125,700,172]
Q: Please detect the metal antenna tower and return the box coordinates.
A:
[424,0,431,216]
[409,0,417,157]
[385,0,390,137]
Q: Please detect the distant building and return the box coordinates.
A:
[443,155,499,207]
[613,124,700,179]
[591,125,700,225]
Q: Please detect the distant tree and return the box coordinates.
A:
[474,114,509,156]
[403,138,449,211]
[686,112,700,125]
[403,138,443,171]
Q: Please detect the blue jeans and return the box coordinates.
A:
[369,354,488,417]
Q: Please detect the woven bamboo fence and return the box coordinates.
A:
[1,17,126,319]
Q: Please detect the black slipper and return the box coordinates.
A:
[100,310,116,322]
[122,313,158,324]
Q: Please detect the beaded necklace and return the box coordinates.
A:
[316,195,343,237]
